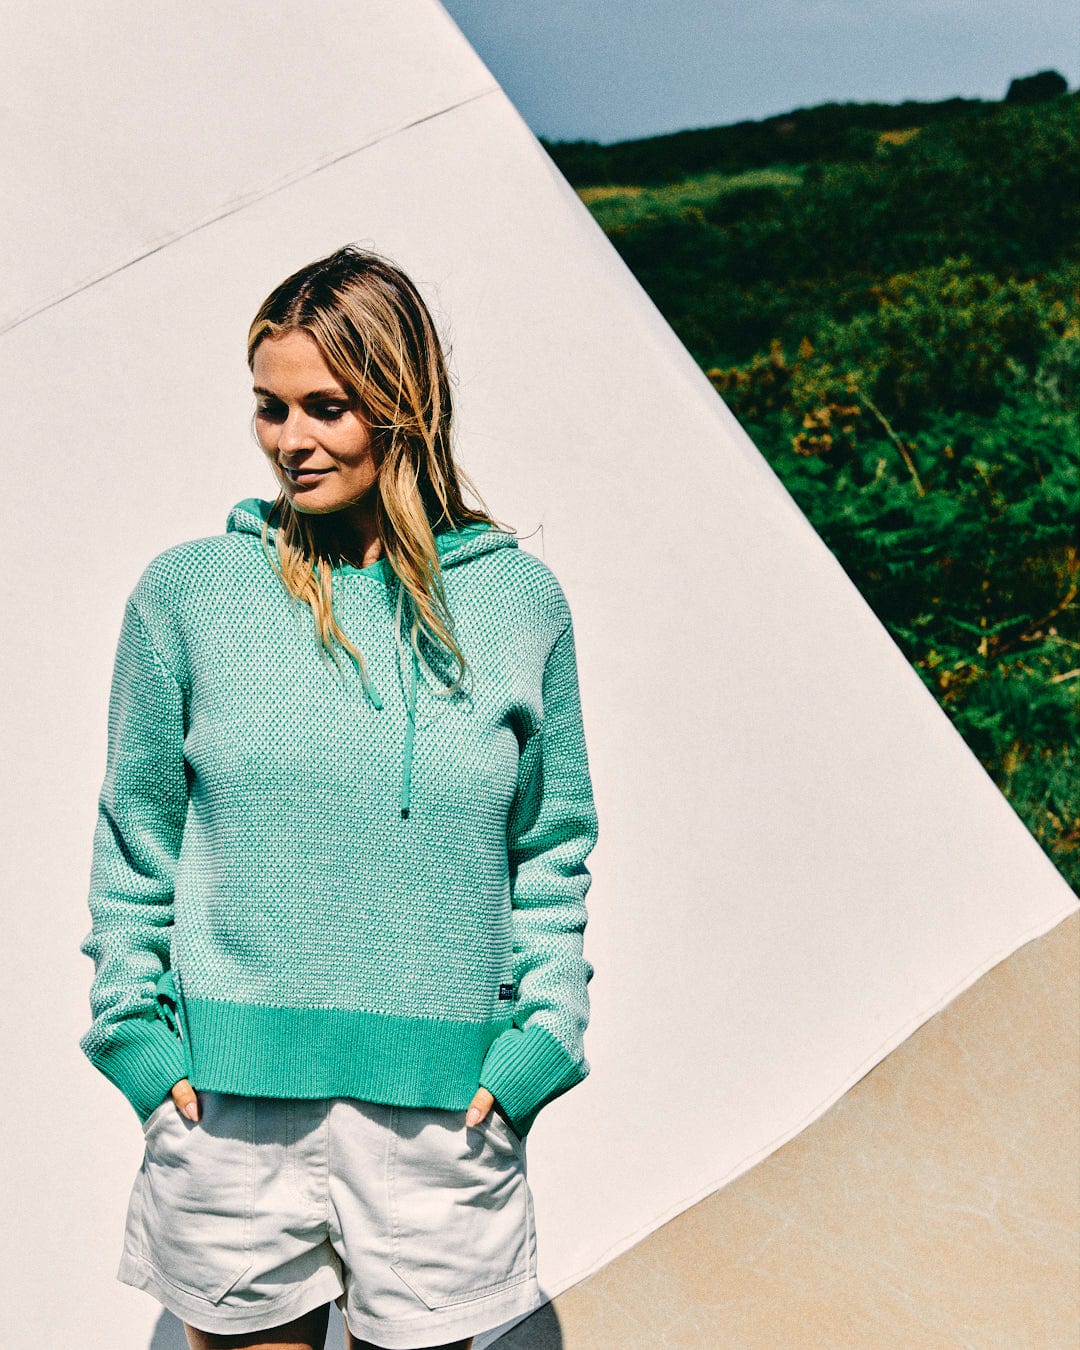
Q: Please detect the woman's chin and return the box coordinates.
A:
[281,482,340,513]
[276,473,377,518]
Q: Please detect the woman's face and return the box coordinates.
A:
[252,329,382,519]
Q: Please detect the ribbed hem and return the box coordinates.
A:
[87,1016,189,1123]
[183,997,515,1108]
[478,1023,587,1139]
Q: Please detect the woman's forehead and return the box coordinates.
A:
[252,331,345,393]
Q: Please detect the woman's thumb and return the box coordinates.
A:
[170,1079,200,1122]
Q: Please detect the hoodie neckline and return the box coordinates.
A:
[226,496,500,581]
[224,495,519,821]
[331,519,493,579]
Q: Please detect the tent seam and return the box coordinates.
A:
[1,82,502,338]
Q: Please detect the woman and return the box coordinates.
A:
[78,245,600,1350]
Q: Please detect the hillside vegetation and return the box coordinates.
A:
[545,84,1080,890]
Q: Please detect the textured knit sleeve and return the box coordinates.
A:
[478,614,600,1138]
[77,595,190,1122]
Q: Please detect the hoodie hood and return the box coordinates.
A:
[226,496,517,577]
[225,497,518,820]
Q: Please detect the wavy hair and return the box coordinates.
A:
[246,244,509,700]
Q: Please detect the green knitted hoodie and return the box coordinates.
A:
[78,497,599,1139]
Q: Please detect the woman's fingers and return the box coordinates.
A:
[165,1081,499,1130]
[170,1078,200,1122]
[465,1086,494,1127]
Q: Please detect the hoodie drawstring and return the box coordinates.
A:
[399,647,417,819]
[353,580,418,820]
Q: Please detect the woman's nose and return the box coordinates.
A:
[277,408,316,453]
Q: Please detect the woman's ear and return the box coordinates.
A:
[362,409,390,469]
[372,433,390,472]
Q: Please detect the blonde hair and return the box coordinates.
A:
[246,244,509,700]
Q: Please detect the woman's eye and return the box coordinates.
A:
[254,403,347,422]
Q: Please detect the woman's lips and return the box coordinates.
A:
[284,467,332,486]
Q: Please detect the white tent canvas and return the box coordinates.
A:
[2,2,1075,1345]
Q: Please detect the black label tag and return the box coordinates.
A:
[498,983,516,1000]
[156,991,183,1040]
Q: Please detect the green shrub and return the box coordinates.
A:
[580,93,1080,887]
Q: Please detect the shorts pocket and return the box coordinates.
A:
[139,1090,256,1304]
[140,1094,178,1145]
[489,1102,523,1146]
[387,1105,535,1311]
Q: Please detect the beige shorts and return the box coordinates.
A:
[117,1090,541,1347]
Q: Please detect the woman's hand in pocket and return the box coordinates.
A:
[169,1077,200,1122]
[465,1086,495,1128]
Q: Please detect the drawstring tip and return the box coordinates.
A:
[400,806,410,820]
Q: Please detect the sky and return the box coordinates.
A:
[440,0,1080,143]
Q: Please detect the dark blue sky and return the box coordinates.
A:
[441,0,1079,143]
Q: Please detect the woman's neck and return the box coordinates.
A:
[312,505,383,569]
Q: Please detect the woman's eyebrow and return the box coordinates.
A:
[252,385,348,400]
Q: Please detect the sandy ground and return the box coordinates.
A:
[497,909,1080,1348]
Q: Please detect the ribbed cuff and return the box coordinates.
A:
[89,1016,189,1124]
[478,1022,587,1139]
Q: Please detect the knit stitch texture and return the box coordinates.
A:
[78,497,599,1139]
